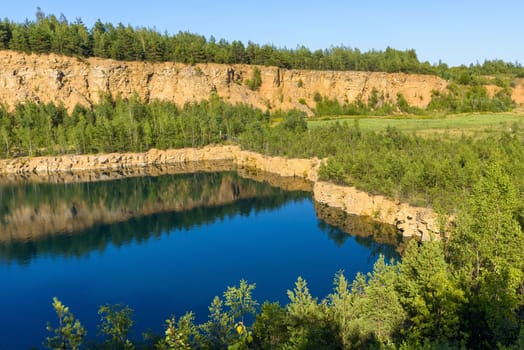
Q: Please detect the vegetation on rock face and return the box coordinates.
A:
[1,9,523,84]
[427,83,515,113]
[246,67,262,91]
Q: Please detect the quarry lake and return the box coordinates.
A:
[0,170,400,349]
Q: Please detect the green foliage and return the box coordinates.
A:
[448,163,524,348]
[45,297,86,350]
[97,304,135,349]
[307,122,524,214]
[201,296,234,348]
[246,67,262,91]
[252,302,289,349]
[224,279,258,323]
[156,313,198,350]
[398,240,465,345]
[284,277,340,349]
[279,109,308,132]
[0,95,269,157]
[313,93,405,117]
[40,251,522,350]
[355,258,405,346]
[427,83,515,112]
[396,93,423,114]
[201,280,258,349]
[326,259,405,349]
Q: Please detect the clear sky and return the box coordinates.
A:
[3,0,523,67]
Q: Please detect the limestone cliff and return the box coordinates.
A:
[0,50,450,113]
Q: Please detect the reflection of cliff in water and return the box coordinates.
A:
[314,202,403,259]
[0,171,310,264]
[0,171,310,241]
[0,169,403,265]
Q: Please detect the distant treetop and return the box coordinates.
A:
[0,9,523,83]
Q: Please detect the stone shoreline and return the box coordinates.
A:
[0,145,441,240]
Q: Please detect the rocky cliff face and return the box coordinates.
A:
[0,50,450,113]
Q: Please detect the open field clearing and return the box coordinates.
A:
[307,112,524,136]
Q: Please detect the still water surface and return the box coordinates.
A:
[0,171,399,349]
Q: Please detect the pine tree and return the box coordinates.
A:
[45,297,86,350]
[398,240,465,345]
[448,163,524,347]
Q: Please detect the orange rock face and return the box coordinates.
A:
[0,50,450,113]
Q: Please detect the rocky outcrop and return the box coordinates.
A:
[313,202,404,250]
[512,78,524,105]
[0,145,441,240]
[0,50,450,114]
[313,181,442,241]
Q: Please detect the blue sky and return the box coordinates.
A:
[3,0,523,67]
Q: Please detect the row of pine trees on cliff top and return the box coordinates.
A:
[0,8,523,84]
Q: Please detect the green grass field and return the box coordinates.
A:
[307,113,524,136]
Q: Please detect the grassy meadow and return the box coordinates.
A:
[307,112,524,136]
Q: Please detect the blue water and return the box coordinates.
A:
[0,173,398,349]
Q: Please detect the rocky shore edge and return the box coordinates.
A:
[0,145,442,240]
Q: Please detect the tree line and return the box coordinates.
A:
[0,94,268,158]
[1,9,523,84]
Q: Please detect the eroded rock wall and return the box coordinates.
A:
[0,50,450,114]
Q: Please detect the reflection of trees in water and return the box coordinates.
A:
[0,171,309,241]
[0,172,240,218]
[0,172,310,264]
[0,171,403,265]
[315,203,401,261]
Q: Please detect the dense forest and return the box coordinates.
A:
[0,89,517,160]
[0,9,522,350]
[1,8,523,86]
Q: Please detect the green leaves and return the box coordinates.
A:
[398,240,465,344]
[44,297,86,350]
[97,304,135,349]
[201,280,258,349]
[156,314,195,350]
[224,279,258,323]
[448,163,524,347]
[246,67,262,91]
[286,276,320,323]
